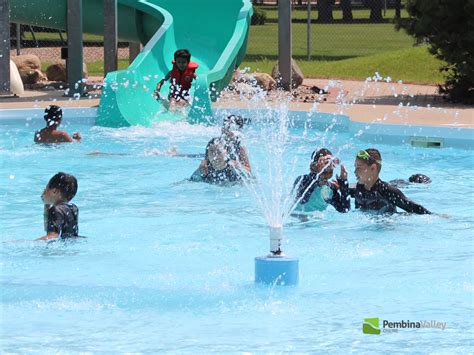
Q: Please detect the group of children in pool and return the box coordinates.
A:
[34,104,434,240]
[34,48,434,240]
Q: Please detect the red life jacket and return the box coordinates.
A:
[170,60,198,91]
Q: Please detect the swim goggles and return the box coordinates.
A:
[357,150,382,165]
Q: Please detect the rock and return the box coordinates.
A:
[46,63,67,82]
[46,61,88,82]
[232,70,276,91]
[234,82,258,96]
[11,54,41,72]
[20,69,46,84]
[12,54,45,84]
[253,72,276,91]
[271,58,304,89]
[232,72,253,84]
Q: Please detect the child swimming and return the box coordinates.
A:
[292,148,350,214]
[350,149,431,214]
[389,174,432,188]
[190,138,244,185]
[199,115,252,176]
[34,105,81,143]
[36,172,80,240]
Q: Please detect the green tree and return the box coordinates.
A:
[397,0,474,103]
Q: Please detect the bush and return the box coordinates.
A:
[251,8,267,26]
[397,0,474,103]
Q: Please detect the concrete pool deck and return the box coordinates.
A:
[1,78,473,129]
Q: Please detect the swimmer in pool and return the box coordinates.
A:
[34,105,81,143]
[292,148,350,214]
[190,138,244,185]
[350,149,431,214]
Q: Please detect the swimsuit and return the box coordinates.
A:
[293,174,350,213]
[46,202,79,238]
[349,179,431,214]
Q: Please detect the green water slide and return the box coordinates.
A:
[10,0,253,127]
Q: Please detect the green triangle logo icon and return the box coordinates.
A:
[363,318,381,335]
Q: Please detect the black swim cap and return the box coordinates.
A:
[44,105,63,123]
[408,174,431,184]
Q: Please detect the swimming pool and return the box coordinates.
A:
[1,110,473,352]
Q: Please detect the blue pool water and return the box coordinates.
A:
[1,113,473,352]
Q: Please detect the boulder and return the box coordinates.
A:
[46,61,88,82]
[271,58,304,89]
[46,63,66,82]
[234,82,258,96]
[11,54,41,72]
[232,71,276,91]
[20,69,46,85]
[12,54,45,84]
[253,72,276,91]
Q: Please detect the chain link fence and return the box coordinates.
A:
[9,1,411,81]
[248,0,411,66]
[9,24,131,80]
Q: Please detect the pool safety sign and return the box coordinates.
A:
[362,317,447,334]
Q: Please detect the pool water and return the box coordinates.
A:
[1,116,473,352]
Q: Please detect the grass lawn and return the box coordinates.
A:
[241,46,446,85]
[259,7,409,21]
[34,9,444,85]
[21,32,104,42]
[247,22,415,60]
[41,46,443,85]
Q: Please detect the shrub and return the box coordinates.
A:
[397,0,474,103]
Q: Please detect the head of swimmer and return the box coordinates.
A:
[174,49,191,71]
[205,139,229,171]
[41,172,78,205]
[44,105,63,129]
[310,148,339,183]
[221,115,248,139]
[354,148,382,186]
[409,173,431,184]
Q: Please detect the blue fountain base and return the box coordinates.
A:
[255,256,299,286]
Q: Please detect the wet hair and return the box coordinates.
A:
[223,115,250,131]
[44,105,63,124]
[311,148,333,162]
[358,148,382,172]
[47,172,78,201]
[174,49,191,63]
[205,138,224,161]
[409,174,431,184]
